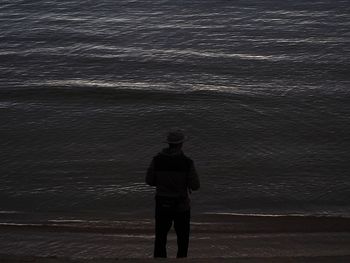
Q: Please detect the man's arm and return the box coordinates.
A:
[188,161,200,191]
[145,159,156,186]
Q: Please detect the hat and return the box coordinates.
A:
[164,129,187,144]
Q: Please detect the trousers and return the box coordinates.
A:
[154,197,191,258]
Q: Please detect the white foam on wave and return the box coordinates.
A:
[205,212,315,218]
[0,223,45,226]
[48,219,88,223]
[204,212,350,218]
[0,210,21,214]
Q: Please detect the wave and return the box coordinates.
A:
[204,212,350,219]
[1,81,348,105]
[0,81,250,102]
[0,210,21,214]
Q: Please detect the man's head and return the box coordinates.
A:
[165,129,187,149]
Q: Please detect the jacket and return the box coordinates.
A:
[146,147,200,210]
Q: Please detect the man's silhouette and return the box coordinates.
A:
[146,129,200,258]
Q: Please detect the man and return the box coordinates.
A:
[146,129,200,258]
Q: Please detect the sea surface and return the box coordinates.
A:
[1,0,350,225]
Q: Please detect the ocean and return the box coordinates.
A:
[1,0,350,226]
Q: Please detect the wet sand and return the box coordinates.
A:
[1,214,350,262]
[1,255,350,263]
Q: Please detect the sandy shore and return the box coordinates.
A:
[2,255,350,263]
[1,214,349,262]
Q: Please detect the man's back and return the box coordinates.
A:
[146,147,199,200]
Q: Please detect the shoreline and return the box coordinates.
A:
[1,213,350,234]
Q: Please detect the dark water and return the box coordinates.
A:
[1,0,350,223]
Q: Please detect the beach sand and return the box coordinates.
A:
[1,214,350,262]
[1,255,350,263]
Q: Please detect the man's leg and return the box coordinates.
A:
[154,202,173,258]
[174,209,190,258]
